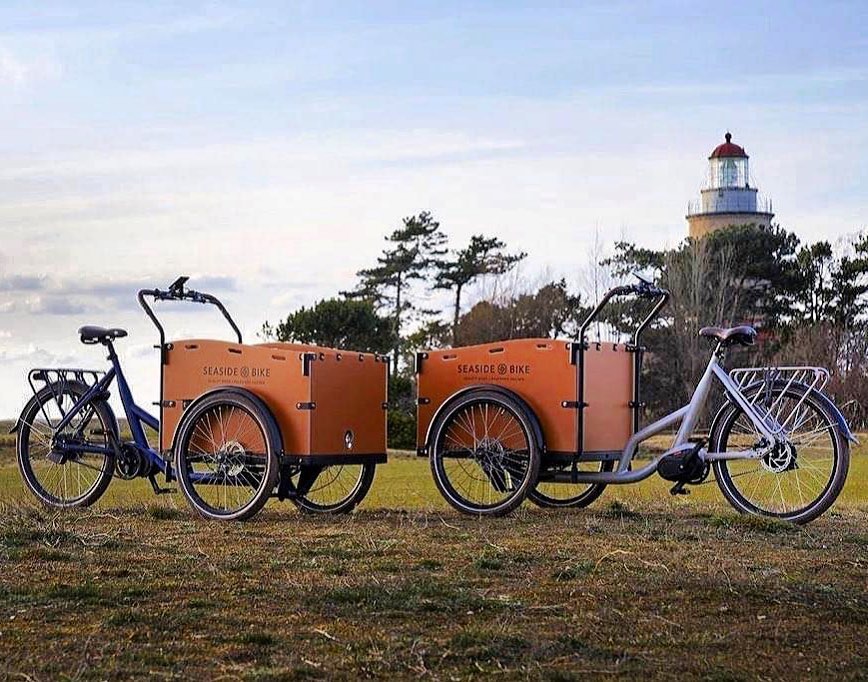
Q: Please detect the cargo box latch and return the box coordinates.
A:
[296,401,316,410]
[561,400,587,409]
[301,352,317,377]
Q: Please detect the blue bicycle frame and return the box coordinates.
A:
[48,345,169,476]
[40,277,247,490]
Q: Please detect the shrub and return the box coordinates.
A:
[388,409,416,450]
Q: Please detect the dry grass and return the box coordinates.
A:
[0,425,866,679]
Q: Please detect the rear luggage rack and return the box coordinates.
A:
[27,368,106,427]
[729,366,831,438]
[730,366,830,394]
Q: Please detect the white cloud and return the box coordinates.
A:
[0,130,525,182]
[0,342,75,365]
[0,47,60,86]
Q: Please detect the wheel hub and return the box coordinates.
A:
[761,441,797,473]
[49,434,83,464]
[475,437,506,464]
[217,440,246,476]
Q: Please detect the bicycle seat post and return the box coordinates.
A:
[103,337,118,363]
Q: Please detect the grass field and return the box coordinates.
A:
[1,423,866,680]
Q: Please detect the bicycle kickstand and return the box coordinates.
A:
[148,474,176,495]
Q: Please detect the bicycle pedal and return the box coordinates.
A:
[669,482,690,496]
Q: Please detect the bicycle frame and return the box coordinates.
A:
[21,277,255,492]
[45,347,270,490]
[49,345,168,474]
[568,345,781,485]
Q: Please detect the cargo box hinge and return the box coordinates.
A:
[296,401,316,410]
[568,342,589,365]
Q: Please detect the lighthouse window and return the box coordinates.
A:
[721,159,738,187]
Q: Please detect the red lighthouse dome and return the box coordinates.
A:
[709,132,747,159]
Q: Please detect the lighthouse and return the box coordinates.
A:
[687,132,774,239]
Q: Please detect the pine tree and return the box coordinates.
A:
[345,211,447,366]
[434,235,525,345]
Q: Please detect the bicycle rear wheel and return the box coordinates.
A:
[710,384,849,524]
[17,381,116,508]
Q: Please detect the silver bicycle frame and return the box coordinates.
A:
[569,346,790,485]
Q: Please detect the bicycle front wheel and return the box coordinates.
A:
[710,384,849,524]
[429,390,540,516]
[174,391,280,521]
[17,381,116,508]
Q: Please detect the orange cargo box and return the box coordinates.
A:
[160,340,388,458]
[416,338,634,457]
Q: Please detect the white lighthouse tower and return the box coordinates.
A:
[687,132,774,239]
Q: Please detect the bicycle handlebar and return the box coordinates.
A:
[137,276,243,347]
[579,275,670,346]
[608,282,669,299]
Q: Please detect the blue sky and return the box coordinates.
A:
[0,1,866,416]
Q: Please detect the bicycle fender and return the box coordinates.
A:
[421,384,546,455]
[810,389,859,444]
[8,397,40,434]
